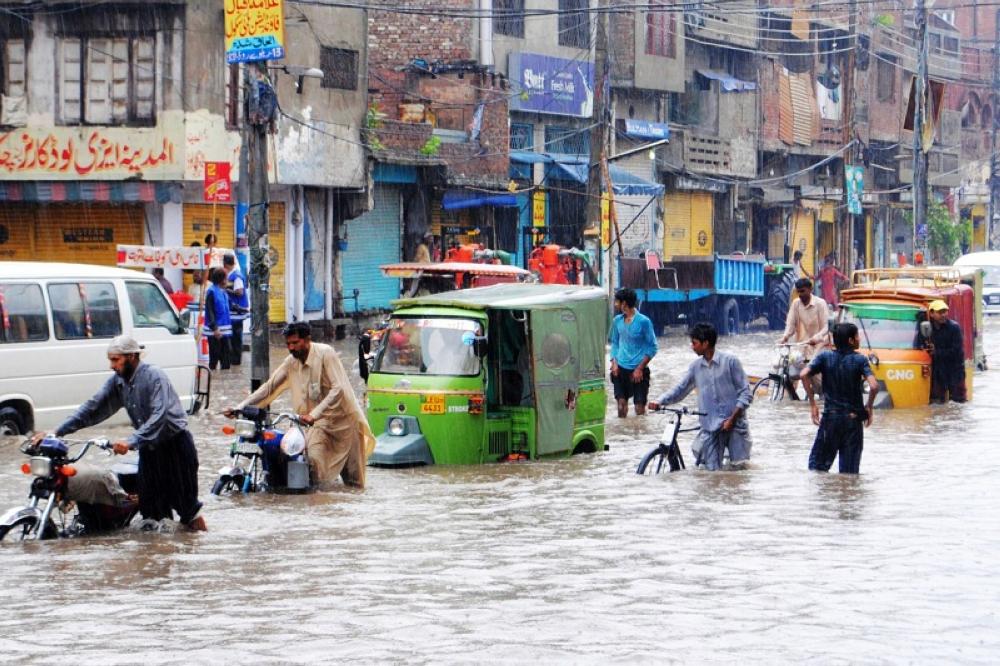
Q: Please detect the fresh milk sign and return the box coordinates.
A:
[509,52,594,118]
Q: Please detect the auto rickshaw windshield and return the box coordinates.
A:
[373,317,482,376]
[840,303,922,350]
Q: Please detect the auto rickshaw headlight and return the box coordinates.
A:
[235,419,257,438]
[29,456,51,477]
[387,417,406,437]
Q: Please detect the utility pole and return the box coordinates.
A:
[842,0,857,269]
[585,0,608,281]
[912,0,930,257]
[240,62,272,391]
[990,10,1000,250]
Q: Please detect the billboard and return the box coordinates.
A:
[509,52,594,118]
[224,0,286,64]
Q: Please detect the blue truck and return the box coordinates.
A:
[618,253,796,335]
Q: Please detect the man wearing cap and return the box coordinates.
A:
[35,335,206,530]
[414,233,432,263]
[916,300,968,403]
[225,321,375,488]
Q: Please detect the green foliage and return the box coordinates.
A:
[365,103,384,129]
[874,14,895,28]
[419,135,442,156]
[925,200,964,264]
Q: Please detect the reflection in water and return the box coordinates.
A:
[1,325,999,661]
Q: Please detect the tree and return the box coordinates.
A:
[923,200,969,264]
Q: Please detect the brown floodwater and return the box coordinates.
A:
[1,322,998,663]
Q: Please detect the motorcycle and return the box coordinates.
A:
[0,436,139,541]
[213,407,311,495]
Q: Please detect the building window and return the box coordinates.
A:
[558,0,590,49]
[876,56,895,102]
[320,47,358,90]
[510,122,534,150]
[645,2,676,58]
[1,39,27,125]
[494,0,525,38]
[58,36,155,125]
[544,125,589,154]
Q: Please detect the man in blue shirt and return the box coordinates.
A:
[609,287,658,418]
[37,335,206,530]
[223,253,249,367]
[799,322,879,474]
[648,322,753,470]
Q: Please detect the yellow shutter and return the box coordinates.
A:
[689,192,713,256]
[0,204,37,261]
[34,204,143,265]
[182,203,236,249]
[662,192,691,260]
[791,209,816,275]
[267,202,285,322]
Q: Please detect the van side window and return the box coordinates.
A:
[0,283,49,343]
[47,282,121,339]
[126,281,185,334]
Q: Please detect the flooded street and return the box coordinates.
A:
[2,322,999,663]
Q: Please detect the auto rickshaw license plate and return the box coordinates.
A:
[421,395,445,414]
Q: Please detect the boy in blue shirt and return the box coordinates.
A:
[609,287,658,418]
[799,322,879,474]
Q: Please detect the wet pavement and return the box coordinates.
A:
[1,321,999,663]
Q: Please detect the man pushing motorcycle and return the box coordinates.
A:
[32,335,206,531]
[225,321,375,488]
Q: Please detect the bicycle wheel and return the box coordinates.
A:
[637,443,684,475]
[751,377,770,402]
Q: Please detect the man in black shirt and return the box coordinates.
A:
[916,299,967,403]
[799,323,879,474]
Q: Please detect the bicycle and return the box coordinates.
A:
[751,342,811,402]
[635,406,706,475]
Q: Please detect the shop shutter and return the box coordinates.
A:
[341,185,401,310]
[0,204,36,261]
[34,203,143,265]
[689,192,713,256]
[662,192,691,259]
[790,209,816,275]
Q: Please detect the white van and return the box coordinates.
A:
[954,251,1000,315]
[0,262,208,435]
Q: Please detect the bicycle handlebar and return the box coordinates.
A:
[652,406,707,417]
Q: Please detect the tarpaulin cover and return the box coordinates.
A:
[509,151,665,197]
[442,189,518,210]
[697,69,757,92]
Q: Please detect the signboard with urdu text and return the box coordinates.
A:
[116,245,231,270]
[224,0,286,64]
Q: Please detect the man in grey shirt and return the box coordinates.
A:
[648,322,753,470]
[35,335,206,530]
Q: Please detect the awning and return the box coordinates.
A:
[697,69,757,93]
[441,189,518,211]
[510,151,664,197]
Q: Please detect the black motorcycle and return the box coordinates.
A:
[0,436,139,541]
[213,407,311,495]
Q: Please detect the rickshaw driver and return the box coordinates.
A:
[916,300,968,403]
[226,322,376,488]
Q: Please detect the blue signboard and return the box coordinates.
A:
[622,119,671,141]
[509,52,594,118]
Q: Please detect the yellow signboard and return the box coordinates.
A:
[224,0,286,64]
[532,191,546,228]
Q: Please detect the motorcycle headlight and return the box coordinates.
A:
[235,419,257,438]
[29,456,51,477]
[387,417,406,437]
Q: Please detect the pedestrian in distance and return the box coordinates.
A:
[916,300,967,403]
[152,267,174,294]
[32,335,206,530]
[792,249,813,281]
[609,287,657,418]
[223,253,249,367]
[203,267,232,370]
[225,321,376,488]
[817,253,849,307]
[799,322,879,474]
[413,232,433,263]
[648,322,753,470]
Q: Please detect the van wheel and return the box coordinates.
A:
[0,407,25,436]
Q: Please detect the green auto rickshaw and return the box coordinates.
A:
[365,284,608,466]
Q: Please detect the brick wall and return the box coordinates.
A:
[609,2,635,85]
